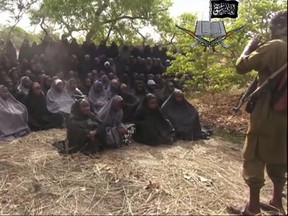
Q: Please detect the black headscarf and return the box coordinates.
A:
[133,80,148,102]
[119,85,139,122]
[18,39,31,61]
[130,46,142,58]
[143,45,151,58]
[134,93,166,118]
[66,97,105,154]
[70,98,89,120]
[30,42,39,56]
[42,75,52,95]
[97,40,107,57]
[161,89,203,140]
[70,97,103,124]
[107,42,119,59]
[25,82,63,131]
[151,45,161,58]
[25,83,50,119]
[69,38,81,58]
[133,93,174,145]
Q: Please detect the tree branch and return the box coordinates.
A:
[95,0,109,17]
[105,7,169,24]
[4,0,38,44]
[156,33,177,49]
[40,16,50,39]
[105,22,115,42]
[105,15,148,24]
[116,29,125,44]
[5,18,21,44]
[57,16,78,36]
[130,23,146,46]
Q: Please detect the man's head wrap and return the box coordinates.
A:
[270,10,287,39]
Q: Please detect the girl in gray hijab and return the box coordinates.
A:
[97,95,135,147]
[88,80,109,114]
[0,85,30,141]
[17,76,32,95]
[106,79,121,99]
[98,95,124,127]
[15,76,32,103]
[66,77,83,97]
[100,75,111,95]
[46,79,75,115]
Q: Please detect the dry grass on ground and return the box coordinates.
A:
[0,129,286,215]
[190,91,249,134]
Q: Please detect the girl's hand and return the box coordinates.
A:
[117,127,128,135]
[88,129,97,140]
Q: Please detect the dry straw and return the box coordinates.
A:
[0,129,286,215]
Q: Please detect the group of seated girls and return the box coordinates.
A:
[0,76,211,155]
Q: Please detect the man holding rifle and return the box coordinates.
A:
[229,10,287,215]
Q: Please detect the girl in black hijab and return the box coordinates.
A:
[79,77,92,96]
[64,98,106,154]
[42,75,53,95]
[161,89,206,140]
[4,40,17,62]
[106,41,119,59]
[119,84,139,123]
[133,93,175,146]
[143,45,151,58]
[4,78,17,97]
[133,80,147,102]
[25,82,63,131]
[159,81,175,103]
[18,39,32,62]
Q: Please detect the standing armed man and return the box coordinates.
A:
[229,10,287,216]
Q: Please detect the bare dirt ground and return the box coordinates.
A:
[0,92,286,215]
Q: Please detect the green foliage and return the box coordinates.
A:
[167,0,287,92]
[0,25,40,50]
[0,0,286,92]
[29,0,173,44]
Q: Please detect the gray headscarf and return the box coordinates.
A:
[0,85,29,140]
[65,77,83,96]
[97,95,124,127]
[46,79,75,114]
[88,80,109,114]
[16,76,31,96]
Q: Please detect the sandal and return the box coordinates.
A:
[227,204,263,216]
[260,201,287,216]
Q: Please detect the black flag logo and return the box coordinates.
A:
[211,0,239,18]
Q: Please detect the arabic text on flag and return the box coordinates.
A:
[211,1,239,18]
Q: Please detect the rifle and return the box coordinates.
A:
[175,25,210,47]
[233,62,287,113]
[233,77,258,112]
